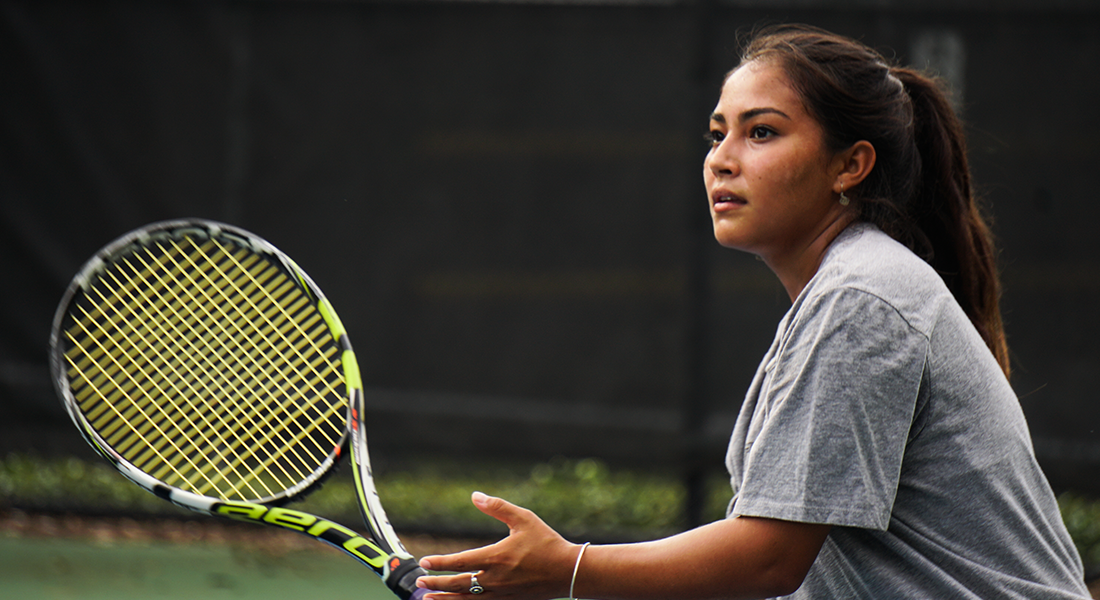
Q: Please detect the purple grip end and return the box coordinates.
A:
[409,587,440,600]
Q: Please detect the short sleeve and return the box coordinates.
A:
[731,286,928,530]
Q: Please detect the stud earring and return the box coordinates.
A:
[839,184,850,207]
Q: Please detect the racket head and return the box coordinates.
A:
[49,219,355,507]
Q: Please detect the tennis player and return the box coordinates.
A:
[415,24,1092,599]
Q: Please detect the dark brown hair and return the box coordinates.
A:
[738,24,1010,376]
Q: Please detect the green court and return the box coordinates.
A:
[0,535,397,600]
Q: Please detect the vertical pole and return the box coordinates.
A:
[212,5,252,224]
[681,0,719,530]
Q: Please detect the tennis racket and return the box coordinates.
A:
[49,218,437,600]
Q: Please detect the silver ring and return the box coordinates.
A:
[469,574,485,595]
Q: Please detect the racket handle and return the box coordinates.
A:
[408,588,438,600]
[386,556,440,600]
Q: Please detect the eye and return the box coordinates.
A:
[749,125,776,140]
[704,130,725,146]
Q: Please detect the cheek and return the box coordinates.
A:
[762,153,823,196]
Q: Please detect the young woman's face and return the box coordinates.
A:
[703,59,844,262]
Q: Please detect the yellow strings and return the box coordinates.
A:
[63,234,346,501]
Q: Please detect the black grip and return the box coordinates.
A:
[385,555,436,600]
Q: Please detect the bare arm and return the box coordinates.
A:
[416,492,830,600]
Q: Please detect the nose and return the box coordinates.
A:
[705,139,738,178]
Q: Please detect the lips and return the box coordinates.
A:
[711,190,747,212]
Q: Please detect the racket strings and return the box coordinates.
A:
[71,236,341,497]
[62,232,347,502]
[93,246,292,497]
[69,244,270,496]
[68,242,294,498]
[195,237,346,431]
[69,255,244,492]
[66,301,228,493]
[151,238,340,492]
[155,236,345,491]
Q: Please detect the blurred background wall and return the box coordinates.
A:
[2,0,1098,501]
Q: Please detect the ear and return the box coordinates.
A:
[832,140,876,194]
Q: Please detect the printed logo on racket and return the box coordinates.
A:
[214,501,390,569]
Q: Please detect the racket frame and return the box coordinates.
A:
[49,219,430,600]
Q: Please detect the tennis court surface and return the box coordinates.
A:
[0,512,482,600]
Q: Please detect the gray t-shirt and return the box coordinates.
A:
[726,224,1089,599]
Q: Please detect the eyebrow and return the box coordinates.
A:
[710,107,792,124]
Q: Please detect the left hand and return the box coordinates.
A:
[416,492,581,600]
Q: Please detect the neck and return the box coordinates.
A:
[765,213,858,302]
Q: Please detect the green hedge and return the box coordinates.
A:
[0,453,729,539]
[2,452,1097,574]
[1060,493,1100,574]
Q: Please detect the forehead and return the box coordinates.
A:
[713,59,805,118]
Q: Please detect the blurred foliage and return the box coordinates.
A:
[3,452,1098,574]
[372,457,732,540]
[0,453,729,541]
[1060,493,1100,575]
[0,453,176,514]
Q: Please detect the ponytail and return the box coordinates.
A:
[740,25,1010,377]
[892,68,1010,376]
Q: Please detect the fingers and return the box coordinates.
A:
[418,493,533,572]
[416,570,484,599]
[471,491,536,532]
[420,544,494,573]
[417,493,570,600]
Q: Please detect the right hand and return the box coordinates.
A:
[416,492,581,600]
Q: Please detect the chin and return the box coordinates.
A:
[711,225,747,251]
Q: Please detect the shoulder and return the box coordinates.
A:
[795,223,951,338]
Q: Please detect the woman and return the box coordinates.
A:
[415,25,1091,599]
